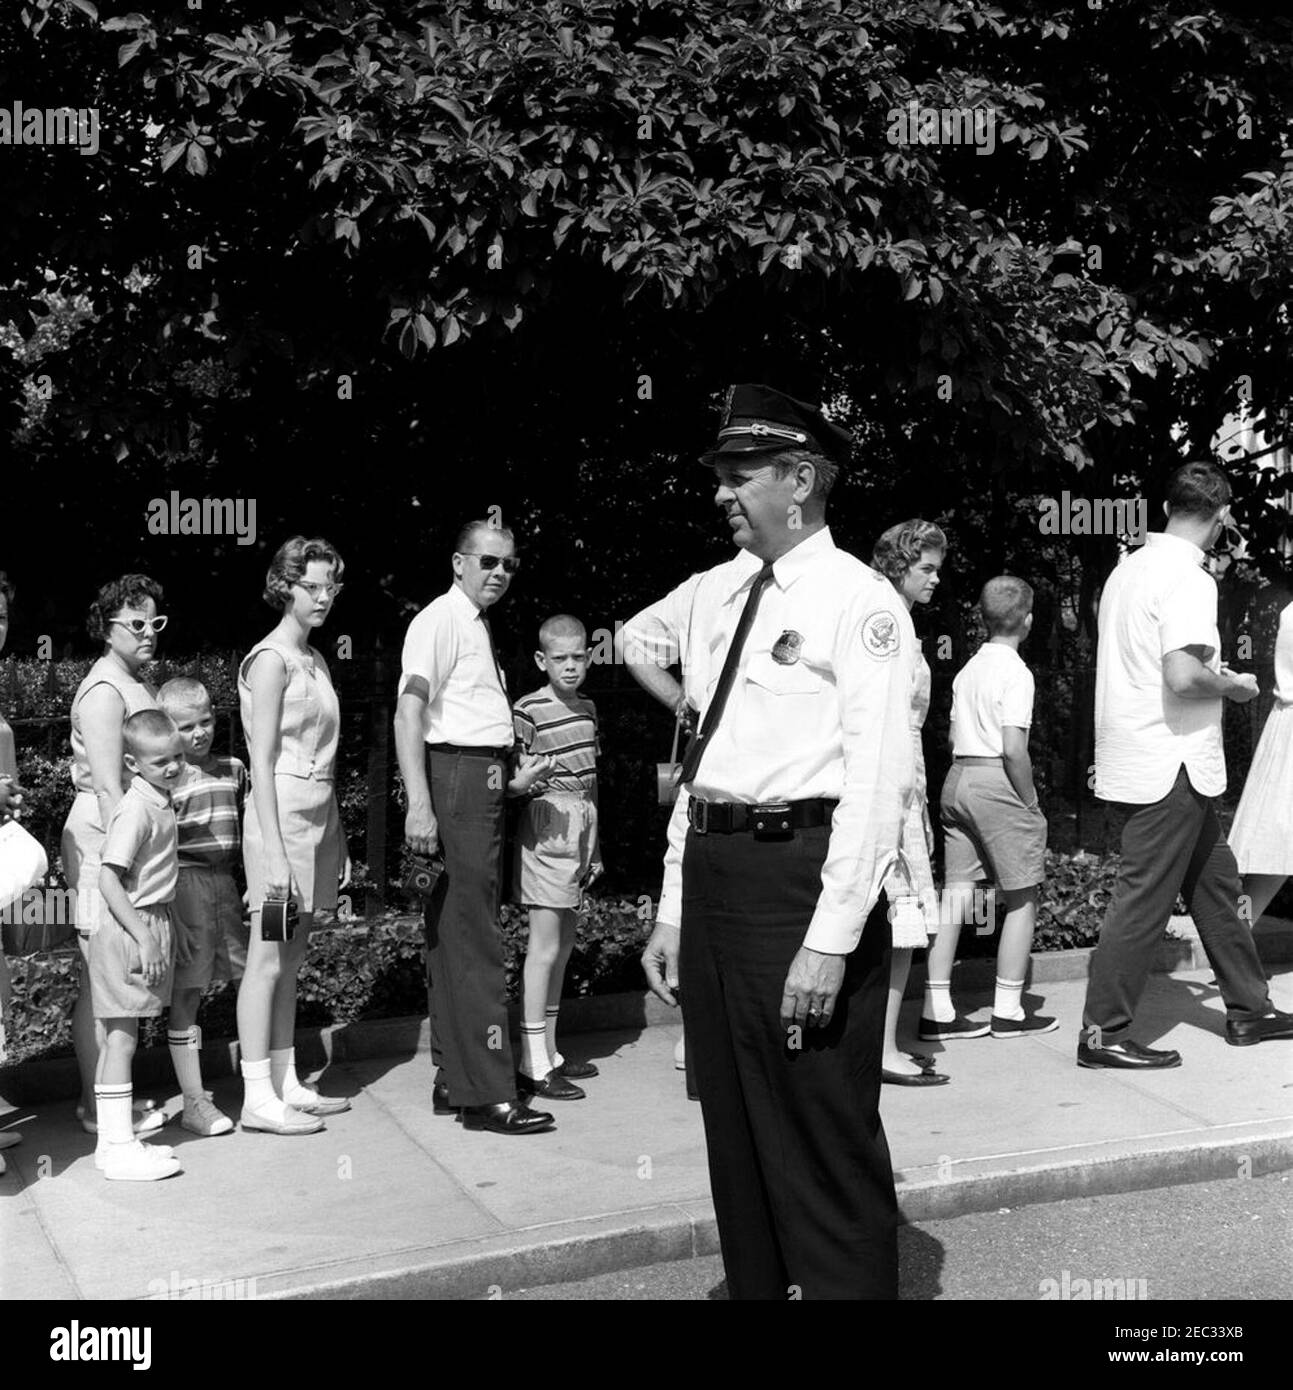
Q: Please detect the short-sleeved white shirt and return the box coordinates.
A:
[624,527,916,955]
[949,644,1035,756]
[1095,531,1225,803]
[397,584,513,746]
[101,777,178,909]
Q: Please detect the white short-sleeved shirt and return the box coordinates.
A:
[1095,531,1225,803]
[397,584,513,746]
[101,777,178,909]
[624,527,916,955]
[949,644,1035,757]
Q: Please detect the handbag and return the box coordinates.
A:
[0,819,66,957]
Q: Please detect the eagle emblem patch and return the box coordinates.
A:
[861,612,900,660]
[771,630,804,665]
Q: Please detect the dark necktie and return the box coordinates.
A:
[480,614,506,694]
[679,562,775,785]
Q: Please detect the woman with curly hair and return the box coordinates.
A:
[870,521,950,1086]
[61,573,170,1135]
[236,536,351,1135]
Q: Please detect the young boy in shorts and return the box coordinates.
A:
[921,576,1055,1041]
[158,677,249,1136]
[509,615,602,1101]
[94,709,186,1181]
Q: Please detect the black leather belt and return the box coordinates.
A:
[426,742,512,758]
[687,797,837,837]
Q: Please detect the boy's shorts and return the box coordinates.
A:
[171,864,247,991]
[940,760,1047,892]
[88,903,173,1019]
[512,792,598,910]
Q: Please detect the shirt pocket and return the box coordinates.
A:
[745,652,825,697]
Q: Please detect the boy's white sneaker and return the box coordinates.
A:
[95,1138,175,1171]
[99,1140,182,1181]
[182,1093,234,1136]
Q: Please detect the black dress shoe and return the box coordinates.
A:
[1077,1038,1182,1070]
[556,1058,599,1080]
[517,1069,586,1101]
[432,1082,459,1115]
[461,1100,556,1135]
[1225,1009,1293,1047]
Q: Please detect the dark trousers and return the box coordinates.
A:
[422,748,514,1107]
[1083,766,1271,1041]
[679,824,898,1301]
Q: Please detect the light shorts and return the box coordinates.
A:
[940,761,1047,892]
[171,863,248,991]
[512,791,598,910]
[88,902,173,1019]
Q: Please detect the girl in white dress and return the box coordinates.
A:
[871,521,949,1086]
[1229,599,1293,925]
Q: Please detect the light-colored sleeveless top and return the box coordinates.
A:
[238,638,339,781]
[69,656,158,793]
[0,709,16,782]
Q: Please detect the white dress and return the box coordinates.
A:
[1230,601,1293,874]
[884,648,937,946]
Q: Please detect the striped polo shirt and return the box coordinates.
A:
[513,688,599,793]
[172,755,248,868]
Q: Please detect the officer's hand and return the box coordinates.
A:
[1225,671,1259,704]
[780,947,846,1030]
[405,805,439,857]
[674,698,698,738]
[642,921,681,1006]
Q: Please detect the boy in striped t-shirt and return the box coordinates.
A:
[157,678,249,1136]
[509,615,602,1102]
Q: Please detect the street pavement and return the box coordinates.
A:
[2,962,1291,1300]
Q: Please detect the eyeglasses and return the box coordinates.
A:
[294,581,345,599]
[460,553,521,574]
[111,616,169,636]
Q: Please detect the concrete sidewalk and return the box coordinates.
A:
[3,960,1290,1301]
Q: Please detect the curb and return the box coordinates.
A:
[5,920,1291,1106]
[240,1121,1293,1300]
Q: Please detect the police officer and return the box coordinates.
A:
[620,385,916,1300]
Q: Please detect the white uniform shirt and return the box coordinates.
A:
[949,644,1035,757]
[397,584,513,746]
[1095,531,1225,803]
[625,527,916,954]
[1273,602,1293,705]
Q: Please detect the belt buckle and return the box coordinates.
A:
[751,802,793,839]
[691,798,710,835]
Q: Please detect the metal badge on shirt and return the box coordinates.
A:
[771,629,805,665]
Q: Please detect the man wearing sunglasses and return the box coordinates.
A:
[394,520,556,1135]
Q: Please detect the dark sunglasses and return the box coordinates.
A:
[461,553,520,574]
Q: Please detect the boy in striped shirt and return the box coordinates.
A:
[509,615,602,1102]
[158,677,249,1136]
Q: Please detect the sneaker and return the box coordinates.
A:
[991,1013,1059,1038]
[95,1139,175,1171]
[100,1140,182,1181]
[918,1015,991,1041]
[181,1093,235,1136]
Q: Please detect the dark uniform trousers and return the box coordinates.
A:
[422,747,515,1107]
[679,822,899,1300]
[1083,766,1271,1041]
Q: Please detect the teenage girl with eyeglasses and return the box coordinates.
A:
[235,536,352,1134]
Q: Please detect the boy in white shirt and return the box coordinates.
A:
[922,576,1055,1040]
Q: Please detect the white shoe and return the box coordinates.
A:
[95,1138,175,1171]
[99,1139,182,1181]
[78,1101,166,1136]
[181,1093,234,1136]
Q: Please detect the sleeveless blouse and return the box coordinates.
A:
[69,656,158,792]
[238,638,339,781]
